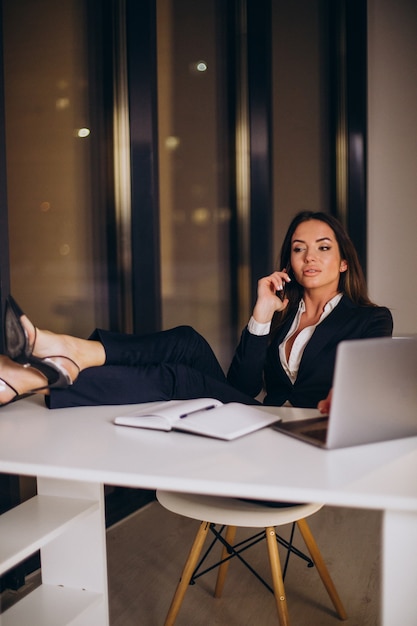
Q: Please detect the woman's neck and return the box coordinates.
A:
[302,289,341,319]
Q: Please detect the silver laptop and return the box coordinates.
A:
[273,336,417,449]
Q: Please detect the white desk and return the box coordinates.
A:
[1,396,417,625]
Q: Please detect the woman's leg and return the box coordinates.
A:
[17,314,105,377]
[47,362,260,408]
[10,316,251,408]
[31,323,225,382]
[91,325,226,381]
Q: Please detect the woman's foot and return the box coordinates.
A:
[4,295,106,385]
[19,315,106,377]
[0,355,51,405]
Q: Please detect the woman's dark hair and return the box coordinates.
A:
[272,211,375,330]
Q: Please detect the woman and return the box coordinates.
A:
[227,211,393,410]
[0,211,392,410]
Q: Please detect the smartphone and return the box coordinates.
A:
[276,263,292,301]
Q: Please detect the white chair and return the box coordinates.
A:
[157,490,347,626]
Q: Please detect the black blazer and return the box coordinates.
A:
[227,296,393,408]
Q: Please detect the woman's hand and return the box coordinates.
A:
[252,270,291,324]
[317,388,333,415]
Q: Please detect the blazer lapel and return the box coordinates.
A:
[272,309,298,346]
[297,296,357,378]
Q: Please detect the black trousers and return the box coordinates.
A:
[47,325,259,409]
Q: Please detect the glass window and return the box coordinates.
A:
[271,0,331,247]
[2,0,109,335]
[157,0,233,368]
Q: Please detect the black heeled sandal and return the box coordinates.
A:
[4,295,80,389]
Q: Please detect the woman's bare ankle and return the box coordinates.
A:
[33,329,106,372]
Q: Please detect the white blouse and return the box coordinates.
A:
[247,293,343,383]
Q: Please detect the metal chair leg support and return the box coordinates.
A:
[209,524,277,593]
[190,522,314,593]
[214,525,237,597]
[189,524,227,584]
[191,527,267,583]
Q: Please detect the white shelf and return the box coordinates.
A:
[0,480,109,625]
[0,495,98,575]
[1,584,104,626]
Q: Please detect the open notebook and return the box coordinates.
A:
[114,398,280,440]
[272,336,417,449]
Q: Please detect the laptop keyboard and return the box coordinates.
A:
[273,416,329,444]
[302,428,328,443]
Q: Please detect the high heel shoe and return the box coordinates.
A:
[4,295,80,390]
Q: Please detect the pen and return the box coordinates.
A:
[179,405,217,419]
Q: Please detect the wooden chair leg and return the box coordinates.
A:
[164,521,210,626]
[265,526,291,626]
[214,525,237,598]
[297,518,348,620]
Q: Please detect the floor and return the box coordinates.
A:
[107,501,381,625]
